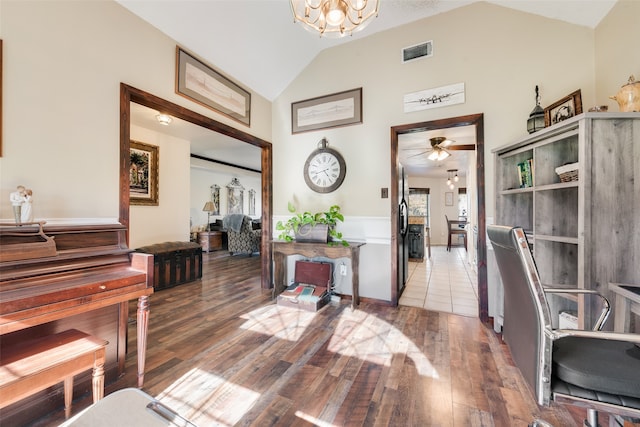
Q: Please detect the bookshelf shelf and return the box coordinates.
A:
[493,112,640,329]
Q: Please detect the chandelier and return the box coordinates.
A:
[290,0,380,38]
[446,169,459,190]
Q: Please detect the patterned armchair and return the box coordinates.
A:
[223,214,261,255]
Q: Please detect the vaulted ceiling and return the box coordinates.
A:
[117,0,616,101]
[120,0,616,177]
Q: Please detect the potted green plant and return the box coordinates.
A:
[276,202,348,246]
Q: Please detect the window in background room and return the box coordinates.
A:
[458,187,468,219]
[409,188,430,226]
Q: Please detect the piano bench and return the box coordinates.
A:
[135,241,203,290]
[0,329,108,420]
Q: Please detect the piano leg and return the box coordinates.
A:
[137,295,150,388]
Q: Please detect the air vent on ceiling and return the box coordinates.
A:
[402,40,433,63]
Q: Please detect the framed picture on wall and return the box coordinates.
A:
[227,178,244,214]
[210,184,220,215]
[176,46,251,126]
[291,88,362,134]
[445,192,454,206]
[248,189,256,216]
[130,140,159,206]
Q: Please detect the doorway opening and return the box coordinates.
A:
[390,114,488,322]
[119,84,273,290]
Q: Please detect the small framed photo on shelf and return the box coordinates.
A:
[544,89,582,127]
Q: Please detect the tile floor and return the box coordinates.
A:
[398,245,479,317]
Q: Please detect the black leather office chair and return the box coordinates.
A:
[487,225,640,427]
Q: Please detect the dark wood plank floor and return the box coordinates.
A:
[33,252,590,426]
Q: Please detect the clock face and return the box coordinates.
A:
[304,148,346,193]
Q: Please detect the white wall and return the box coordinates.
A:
[594,1,640,110]
[129,125,191,248]
[0,1,272,246]
[272,2,597,301]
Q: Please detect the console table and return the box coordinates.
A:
[271,241,365,310]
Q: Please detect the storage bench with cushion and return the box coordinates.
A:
[135,241,202,290]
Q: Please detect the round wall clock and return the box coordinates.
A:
[303,138,346,193]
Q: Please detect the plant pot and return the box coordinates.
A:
[295,224,329,243]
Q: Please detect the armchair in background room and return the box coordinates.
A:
[223,214,260,256]
[487,225,640,427]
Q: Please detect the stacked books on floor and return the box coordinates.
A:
[277,283,330,312]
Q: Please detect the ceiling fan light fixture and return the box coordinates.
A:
[290,0,379,38]
[427,150,440,161]
[437,150,450,161]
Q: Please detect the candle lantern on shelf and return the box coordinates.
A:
[527,85,545,134]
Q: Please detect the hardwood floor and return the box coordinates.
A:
[33,252,589,426]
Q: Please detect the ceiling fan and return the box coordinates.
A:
[406,137,475,161]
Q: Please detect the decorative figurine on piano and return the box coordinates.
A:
[9,185,26,224]
[21,189,34,223]
[9,185,33,224]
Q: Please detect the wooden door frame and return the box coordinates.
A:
[119,83,273,290]
[390,113,488,322]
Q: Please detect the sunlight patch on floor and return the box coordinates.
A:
[327,308,439,379]
[158,367,260,427]
[238,304,318,341]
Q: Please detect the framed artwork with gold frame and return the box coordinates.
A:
[130,140,159,206]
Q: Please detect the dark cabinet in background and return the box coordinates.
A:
[408,224,424,260]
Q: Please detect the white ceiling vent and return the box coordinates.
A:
[402,40,433,63]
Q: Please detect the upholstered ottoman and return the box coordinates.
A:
[135,242,202,290]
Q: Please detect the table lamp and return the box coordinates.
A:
[202,201,216,232]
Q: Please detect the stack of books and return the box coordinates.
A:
[277,283,331,311]
[517,158,534,188]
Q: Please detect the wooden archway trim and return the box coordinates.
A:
[119,83,273,290]
[390,113,488,322]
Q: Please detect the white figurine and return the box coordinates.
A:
[21,189,33,223]
[9,185,26,224]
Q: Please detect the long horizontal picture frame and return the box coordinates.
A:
[176,46,251,126]
[292,88,362,134]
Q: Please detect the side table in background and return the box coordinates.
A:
[199,231,223,252]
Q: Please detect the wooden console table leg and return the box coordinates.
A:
[137,295,150,388]
[273,251,286,298]
[351,249,360,310]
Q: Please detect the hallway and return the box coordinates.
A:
[399,246,478,317]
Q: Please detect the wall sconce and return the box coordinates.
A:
[156,114,173,126]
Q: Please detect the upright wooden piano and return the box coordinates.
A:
[0,222,153,424]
